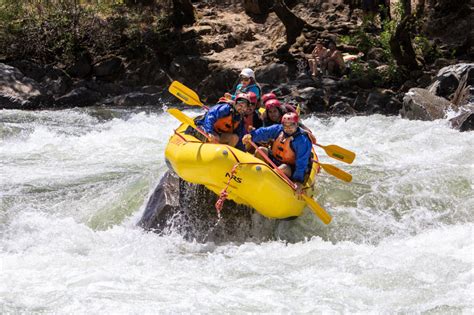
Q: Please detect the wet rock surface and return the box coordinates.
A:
[138,171,277,243]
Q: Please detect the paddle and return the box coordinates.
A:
[168,81,354,172]
[168,81,209,110]
[168,107,332,224]
[247,140,332,224]
[167,108,214,142]
[314,143,355,164]
[313,160,352,183]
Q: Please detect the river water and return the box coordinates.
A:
[1,107,473,313]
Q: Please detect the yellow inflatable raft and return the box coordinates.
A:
[165,122,321,219]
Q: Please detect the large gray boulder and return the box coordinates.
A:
[428,63,474,99]
[256,63,289,85]
[401,88,453,121]
[138,171,277,243]
[0,63,46,109]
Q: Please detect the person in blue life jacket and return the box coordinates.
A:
[242,112,313,196]
[224,68,261,103]
[196,93,250,149]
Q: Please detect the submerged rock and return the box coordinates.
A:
[449,106,474,132]
[401,88,453,121]
[138,171,277,243]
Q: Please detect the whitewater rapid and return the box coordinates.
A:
[1,107,472,313]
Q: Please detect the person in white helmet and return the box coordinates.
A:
[225,68,261,104]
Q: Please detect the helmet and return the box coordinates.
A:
[240,68,255,79]
[247,91,257,105]
[262,92,277,104]
[265,99,281,110]
[284,103,297,113]
[281,112,299,124]
[235,93,250,105]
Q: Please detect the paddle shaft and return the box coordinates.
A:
[248,141,296,189]
[167,108,214,142]
[248,141,331,224]
[311,159,352,183]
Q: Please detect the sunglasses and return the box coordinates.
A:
[240,76,251,81]
[236,100,249,106]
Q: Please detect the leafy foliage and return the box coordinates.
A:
[0,0,173,64]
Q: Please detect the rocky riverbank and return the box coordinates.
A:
[1,0,472,130]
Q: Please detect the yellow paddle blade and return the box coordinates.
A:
[316,162,352,182]
[168,81,204,107]
[315,144,356,164]
[167,108,212,142]
[302,195,332,224]
[167,108,197,129]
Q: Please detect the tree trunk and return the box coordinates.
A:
[403,0,412,15]
[388,0,421,71]
[171,0,196,28]
[124,0,155,6]
[272,0,305,45]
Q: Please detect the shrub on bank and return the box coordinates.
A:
[0,1,172,66]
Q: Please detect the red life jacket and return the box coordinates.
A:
[271,131,296,165]
[214,112,240,133]
[243,114,254,132]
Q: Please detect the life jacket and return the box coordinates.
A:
[214,110,240,133]
[244,111,263,132]
[271,131,296,165]
[243,114,253,132]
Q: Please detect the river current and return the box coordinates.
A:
[1,107,472,313]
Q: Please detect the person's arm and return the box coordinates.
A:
[202,104,230,134]
[249,124,282,143]
[335,51,345,69]
[311,45,318,57]
[229,83,243,100]
[234,118,248,150]
[291,134,312,183]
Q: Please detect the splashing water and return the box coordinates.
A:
[1,107,472,313]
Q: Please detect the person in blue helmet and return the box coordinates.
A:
[242,112,313,195]
[224,68,262,103]
[196,93,250,149]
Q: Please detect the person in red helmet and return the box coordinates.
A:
[262,97,317,143]
[242,112,313,195]
[262,98,285,127]
[196,93,249,148]
[243,91,263,133]
[261,92,277,104]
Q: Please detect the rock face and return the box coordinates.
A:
[401,88,453,121]
[450,107,474,132]
[138,171,277,243]
[401,63,474,131]
[0,63,46,109]
[428,63,474,99]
